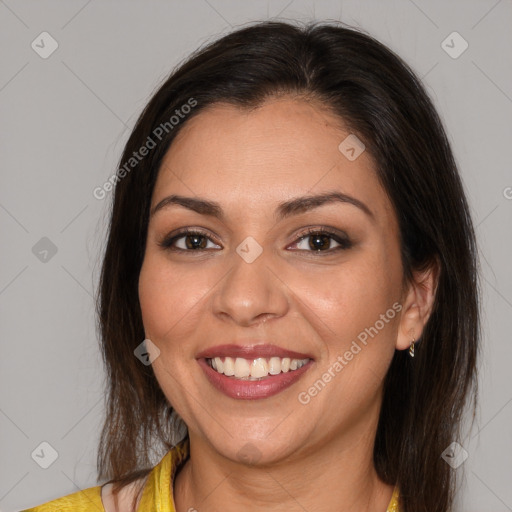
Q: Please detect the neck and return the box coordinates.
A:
[173,419,394,512]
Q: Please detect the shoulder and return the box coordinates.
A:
[21,441,188,512]
[20,485,104,511]
[20,478,147,512]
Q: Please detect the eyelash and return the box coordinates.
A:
[158,226,353,255]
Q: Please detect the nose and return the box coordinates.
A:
[212,243,289,327]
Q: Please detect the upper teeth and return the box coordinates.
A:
[207,356,310,380]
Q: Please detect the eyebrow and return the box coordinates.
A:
[150,191,374,221]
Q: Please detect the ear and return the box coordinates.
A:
[396,258,439,351]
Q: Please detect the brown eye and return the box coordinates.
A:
[290,228,352,253]
[159,229,221,251]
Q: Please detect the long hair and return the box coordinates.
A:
[95,20,480,512]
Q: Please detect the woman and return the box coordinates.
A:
[22,19,479,512]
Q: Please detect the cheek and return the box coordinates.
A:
[138,252,208,343]
[289,248,402,359]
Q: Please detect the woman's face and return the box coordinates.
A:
[138,97,412,464]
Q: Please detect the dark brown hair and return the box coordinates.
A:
[96,20,480,512]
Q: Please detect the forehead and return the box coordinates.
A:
[152,97,394,223]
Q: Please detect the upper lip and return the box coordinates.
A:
[196,343,314,361]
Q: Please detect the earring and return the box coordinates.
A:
[409,338,415,358]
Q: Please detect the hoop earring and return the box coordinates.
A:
[409,338,415,358]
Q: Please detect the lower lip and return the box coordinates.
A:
[197,358,313,400]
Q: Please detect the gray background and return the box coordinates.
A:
[1,1,511,511]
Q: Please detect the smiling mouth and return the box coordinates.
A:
[205,356,311,380]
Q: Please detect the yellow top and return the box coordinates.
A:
[21,439,400,511]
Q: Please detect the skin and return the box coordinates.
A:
[136,96,437,512]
